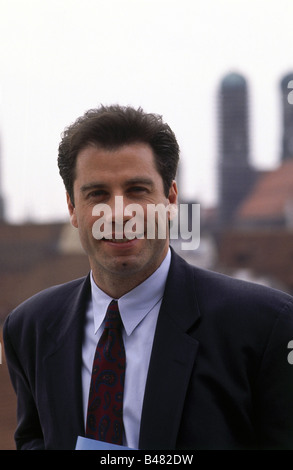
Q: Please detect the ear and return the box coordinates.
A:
[167,180,178,221]
[66,192,78,228]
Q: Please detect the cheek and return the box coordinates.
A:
[72,207,94,234]
[76,216,98,252]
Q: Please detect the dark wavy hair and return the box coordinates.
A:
[58,104,180,204]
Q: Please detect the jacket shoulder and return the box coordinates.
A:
[4,276,89,333]
[171,249,293,320]
[193,263,293,310]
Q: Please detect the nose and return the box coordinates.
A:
[92,194,146,241]
[103,195,133,237]
[103,195,131,220]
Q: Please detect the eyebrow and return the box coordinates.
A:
[80,182,107,193]
[124,177,155,188]
[80,177,155,193]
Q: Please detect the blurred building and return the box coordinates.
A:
[235,158,293,228]
[217,72,260,228]
[280,72,293,162]
[217,71,293,293]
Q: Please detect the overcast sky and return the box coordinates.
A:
[0,0,293,223]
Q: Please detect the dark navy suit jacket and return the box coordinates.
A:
[4,249,293,449]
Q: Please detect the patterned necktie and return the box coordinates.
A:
[85,300,126,444]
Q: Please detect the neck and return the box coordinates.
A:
[91,273,146,299]
[91,248,169,298]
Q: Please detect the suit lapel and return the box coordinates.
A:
[42,276,91,449]
[139,250,200,450]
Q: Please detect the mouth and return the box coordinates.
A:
[102,237,134,243]
[101,233,144,244]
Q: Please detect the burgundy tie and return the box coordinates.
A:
[85,300,126,444]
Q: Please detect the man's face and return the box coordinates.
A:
[67,143,177,292]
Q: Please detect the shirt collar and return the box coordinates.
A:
[90,248,171,336]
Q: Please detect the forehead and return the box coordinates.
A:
[75,143,161,180]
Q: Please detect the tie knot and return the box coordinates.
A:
[104,300,123,329]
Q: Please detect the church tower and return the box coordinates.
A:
[217,72,256,227]
[280,72,293,161]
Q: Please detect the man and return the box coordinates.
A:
[4,105,293,450]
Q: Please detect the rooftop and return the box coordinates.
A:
[236,159,293,224]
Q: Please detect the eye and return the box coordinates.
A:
[129,186,148,193]
[87,189,108,199]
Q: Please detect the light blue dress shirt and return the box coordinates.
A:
[81,248,171,449]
